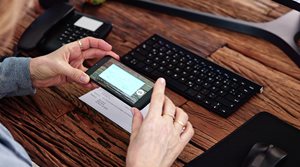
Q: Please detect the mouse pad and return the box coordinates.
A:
[186,112,300,167]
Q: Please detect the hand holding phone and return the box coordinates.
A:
[86,56,154,109]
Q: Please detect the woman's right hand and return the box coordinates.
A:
[126,78,194,167]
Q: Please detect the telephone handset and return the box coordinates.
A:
[18,3,112,54]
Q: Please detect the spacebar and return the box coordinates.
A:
[151,71,188,92]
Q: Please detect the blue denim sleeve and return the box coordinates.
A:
[0,124,32,167]
[0,57,36,99]
[0,57,34,165]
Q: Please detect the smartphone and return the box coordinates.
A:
[86,56,154,109]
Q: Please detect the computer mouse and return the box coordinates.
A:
[241,143,287,167]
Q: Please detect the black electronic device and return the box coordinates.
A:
[273,0,300,12]
[18,3,112,54]
[86,56,154,109]
[241,143,287,167]
[121,34,263,117]
[186,112,300,166]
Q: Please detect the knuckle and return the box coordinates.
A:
[86,36,93,40]
[99,38,105,43]
[165,124,172,134]
[178,108,188,120]
[62,44,69,51]
[188,123,195,136]
[189,128,195,138]
[168,97,176,108]
[171,105,176,111]
[72,71,81,80]
[63,44,75,53]
[182,110,187,117]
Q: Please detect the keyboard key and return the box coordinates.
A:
[151,62,159,68]
[203,99,211,108]
[200,89,209,95]
[203,82,211,89]
[225,94,235,102]
[130,59,137,65]
[151,70,164,78]
[165,70,172,76]
[211,86,218,92]
[208,92,217,99]
[179,77,186,83]
[143,66,153,73]
[217,97,235,108]
[188,75,195,81]
[196,94,205,101]
[211,102,221,110]
[196,78,203,85]
[131,52,145,61]
[158,66,166,72]
[166,77,188,92]
[145,59,152,64]
[187,81,194,88]
[171,73,180,79]
[186,88,198,97]
[136,62,145,69]
[193,85,201,91]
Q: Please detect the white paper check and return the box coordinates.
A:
[79,88,149,133]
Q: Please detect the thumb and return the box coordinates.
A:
[130,108,143,139]
[64,64,90,84]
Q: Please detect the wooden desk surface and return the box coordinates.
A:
[1,0,300,166]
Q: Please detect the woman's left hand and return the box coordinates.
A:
[29,37,119,88]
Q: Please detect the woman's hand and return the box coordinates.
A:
[126,78,194,167]
[29,37,119,88]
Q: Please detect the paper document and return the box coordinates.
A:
[79,88,149,133]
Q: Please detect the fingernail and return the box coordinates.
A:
[131,108,136,116]
[80,74,89,83]
[158,78,165,85]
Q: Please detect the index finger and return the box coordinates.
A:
[147,78,166,118]
[82,49,120,61]
[80,37,112,51]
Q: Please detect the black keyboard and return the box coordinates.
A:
[121,35,263,117]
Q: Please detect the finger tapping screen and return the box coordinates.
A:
[90,58,153,104]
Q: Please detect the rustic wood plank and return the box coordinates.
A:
[182,102,237,149]
[178,143,204,163]
[0,108,128,166]
[0,88,73,122]
[172,160,185,167]
[202,27,300,80]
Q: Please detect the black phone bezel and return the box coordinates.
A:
[86,56,153,109]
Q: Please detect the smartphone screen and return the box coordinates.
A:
[87,57,153,109]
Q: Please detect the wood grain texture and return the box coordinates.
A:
[1,0,299,166]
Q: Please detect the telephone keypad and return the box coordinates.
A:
[58,23,99,44]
